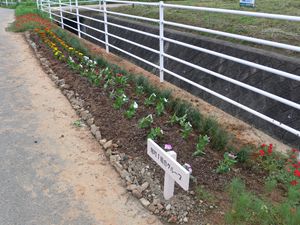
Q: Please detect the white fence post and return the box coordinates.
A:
[36,0,39,10]
[103,0,109,53]
[5,0,8,6]
[48,0,52,21]
[164,151,177,200]
[159,1,164,82]
[69,0,72,12]
[75,0,81,38]
[59,0,64,29]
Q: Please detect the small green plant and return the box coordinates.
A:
[156,97,168,116]
[169,113,187,126]
[216,152,237,173]
[181,121,192,139]
[138,114,153,129]
[147,127,163,140]
[115,73,128,86]
[193,135,210,156]
[73,119,83,127]
[113,94,128,110]
[124,101,138,119]
[144,93,157,106]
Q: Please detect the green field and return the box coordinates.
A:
[111,0,300,56]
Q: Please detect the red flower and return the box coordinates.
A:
[287,168,291,173]
[259,150,265,156]
[290,180,298,186]
[292,148,299,153]
[291,155,297,159]
[292,164,299,169]
[261,144,267,148]
[294,169,300,177]
[268,144,273,154]
[116,73,123,77]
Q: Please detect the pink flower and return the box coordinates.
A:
[164,144,173,150]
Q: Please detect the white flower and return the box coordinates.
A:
[163,98,168,103]
[94,60,97,65]
[133,101,138,109]
[83,56,89,61]
[79,64,83,68]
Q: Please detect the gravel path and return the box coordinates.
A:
[0,8,160,225]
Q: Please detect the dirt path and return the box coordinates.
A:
[0,8,161,225]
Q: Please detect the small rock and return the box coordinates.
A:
[103,140,113,149]
[157,203,164,210]
[105,148,112,157]
[167,215,177,223]
[140,182,149,192]
[100,139,107,145]
[95,131,101,141]
[166,204,172,211]
[209,205,214,209]
[90,125,98,135]
[61,84,70,90]
[127,184,138,191]
[120,170,129,179]
[183,217,188,223]
[152,198,160,205]
[132,189,143,199]
[148,203,156,213]
[146,216,157,224]
[140,198,151,207]
[112,143,119,148]
[87,118,94,126]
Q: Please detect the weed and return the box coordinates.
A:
[156,97,168,116]
[113,94,128,110]
[181,121,192,139]
[73,119,83,127]
[196,185,216,203]
[144,93,157,107]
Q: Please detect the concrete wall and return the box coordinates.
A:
[64,13,300,146]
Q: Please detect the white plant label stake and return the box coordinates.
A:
[147,139,190,200]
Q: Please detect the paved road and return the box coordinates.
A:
[0,8,160,225]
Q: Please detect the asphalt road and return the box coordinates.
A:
[0,8,160,225]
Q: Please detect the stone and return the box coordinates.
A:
[148,203,156,213]
[120,170,130,179]
[140,182,149,192]
[127,184,138,191]
[152,198,160,206]
[157,203,164,210]
[140,198,150,207]
[132,189,143,199]
[95,131,101,141]
[99,139,107,145]
[183,217,188,223]
[103,140,113,149]
[112,143,119,148]
[87,118,94,126]
[166,204,172,211]
[146,216,157,224]
[80,110,89,120]
[167,215,177,223]
[90,125,98,135]
[105,148,112,157]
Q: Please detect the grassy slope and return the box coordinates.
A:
[111,0,300,54]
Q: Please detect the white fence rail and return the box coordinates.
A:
[0,0,17,6]
[38,0,300,139]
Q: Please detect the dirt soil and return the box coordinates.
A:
[29,31,289,225]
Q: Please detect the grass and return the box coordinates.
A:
[226,178,300,225]
[112,0,300,56]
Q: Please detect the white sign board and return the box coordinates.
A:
[240,0,255,7]
[147,139,190,199]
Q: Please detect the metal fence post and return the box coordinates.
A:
[159,1,164,82]
[103,0,109,53]
[75,0,81,38]
[48,0,52,21]
[59,0,64,29]
[69,0,72,12]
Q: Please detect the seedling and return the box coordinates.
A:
[115,73,128,86]
[124,101,138,119]
[156,97,168,116]
[181,121,192,139]
[147,127,163,140]
[170,113,187,126]
[138,114,153,129]
[216,152,237,173]
[113,94,128,110]
[73,119,83,127]
[135,85,144,95]
[193,135,210,156]
[144,93,157,107]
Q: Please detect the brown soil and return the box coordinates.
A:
[30,32,285,225]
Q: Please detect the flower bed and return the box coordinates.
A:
[28,25,300,225]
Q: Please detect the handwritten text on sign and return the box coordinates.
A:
[147,139,190,191]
